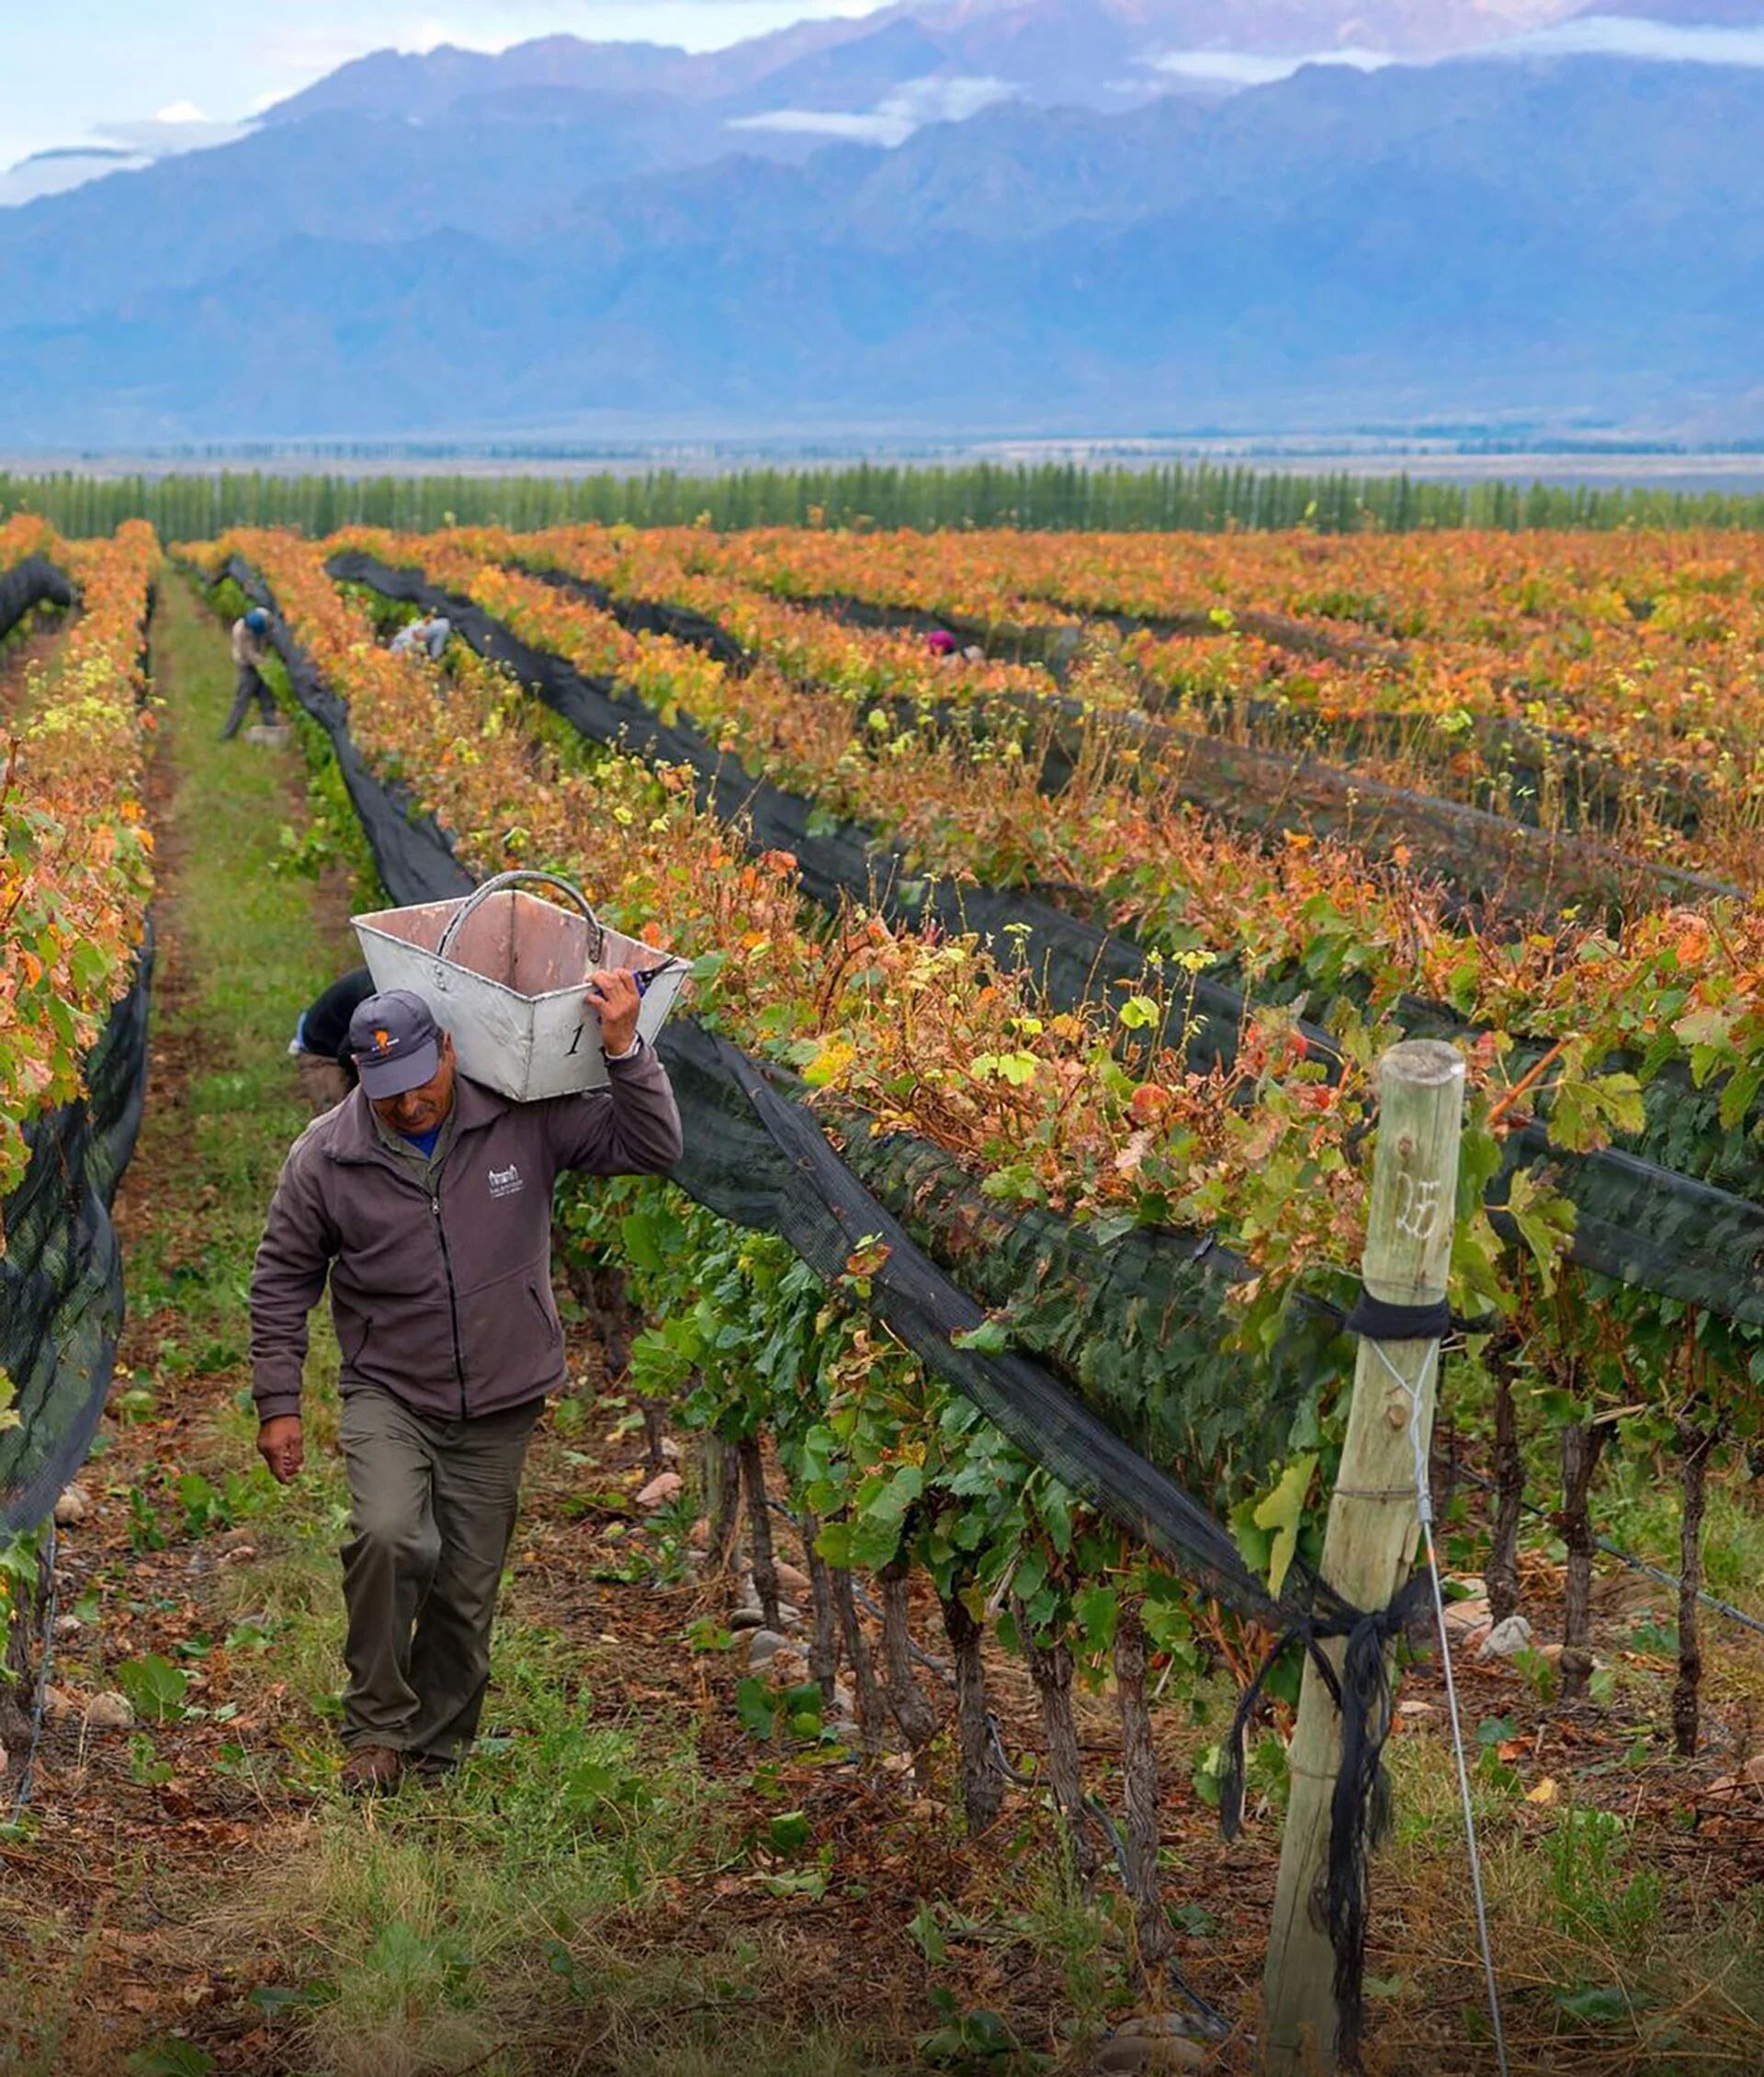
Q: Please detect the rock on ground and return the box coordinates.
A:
[742,1629,790,1667]
[44,1685,140,1730]
[1709,1755,1764,1799]
[1092,2035,1209,2072]
[1477,1615,1534,1661]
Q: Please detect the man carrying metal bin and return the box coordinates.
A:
[247,973,683,1793]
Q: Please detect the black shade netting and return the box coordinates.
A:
[0,556,75,645]
[379,542,1720,846]
[1086,720,1731,915]
[773,587,1087,672]
[0,928,154,1534]
[662,1020,1295,1611]
[321,553,1764,1334]
[520,564,1726,918]
[823,1122,1340,1493]
[1221,1566,1438,2066]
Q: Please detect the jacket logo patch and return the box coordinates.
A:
[488,1163,524,1201]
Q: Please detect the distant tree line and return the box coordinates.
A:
[6,460,1764,538]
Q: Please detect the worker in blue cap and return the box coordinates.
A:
[250,979,683,1791]
[222,604,279,740]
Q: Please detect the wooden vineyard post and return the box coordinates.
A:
[1261,1039,1465,2076]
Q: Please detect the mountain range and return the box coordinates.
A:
[254,3,1588,127]
[0,0,1759,445]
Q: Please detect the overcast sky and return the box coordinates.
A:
[0,0,891,168]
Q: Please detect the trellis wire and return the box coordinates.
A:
[1382,1338,1510,2077]
[1450,1463,1764,1642]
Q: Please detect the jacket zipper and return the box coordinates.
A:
[431,1189,468,1418]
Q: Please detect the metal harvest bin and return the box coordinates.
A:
[352,871,688,1101]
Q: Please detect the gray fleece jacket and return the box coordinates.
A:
[250,1046,682,1425]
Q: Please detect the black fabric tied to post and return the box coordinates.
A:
[1221,1292,1450,2067]
[1221,1568,1437,2068]
[1342,1292,1453,1342]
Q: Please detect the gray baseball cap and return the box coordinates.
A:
[347,988,442,1099]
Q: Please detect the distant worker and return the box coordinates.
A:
[390,614,453,661]
[288,966,377,1114]
[925,628,959,660]
[222,606,277,739]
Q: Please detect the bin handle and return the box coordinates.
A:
[436,871,606,967]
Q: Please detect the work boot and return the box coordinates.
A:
[340,1744,404,1794]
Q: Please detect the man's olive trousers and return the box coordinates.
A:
[338,1384,543,1764]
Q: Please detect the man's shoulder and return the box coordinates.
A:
[454,1074,518,1130]
[461,1077,592,1148]
[284,1092,368,1171]
[531,1089,611,1134]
